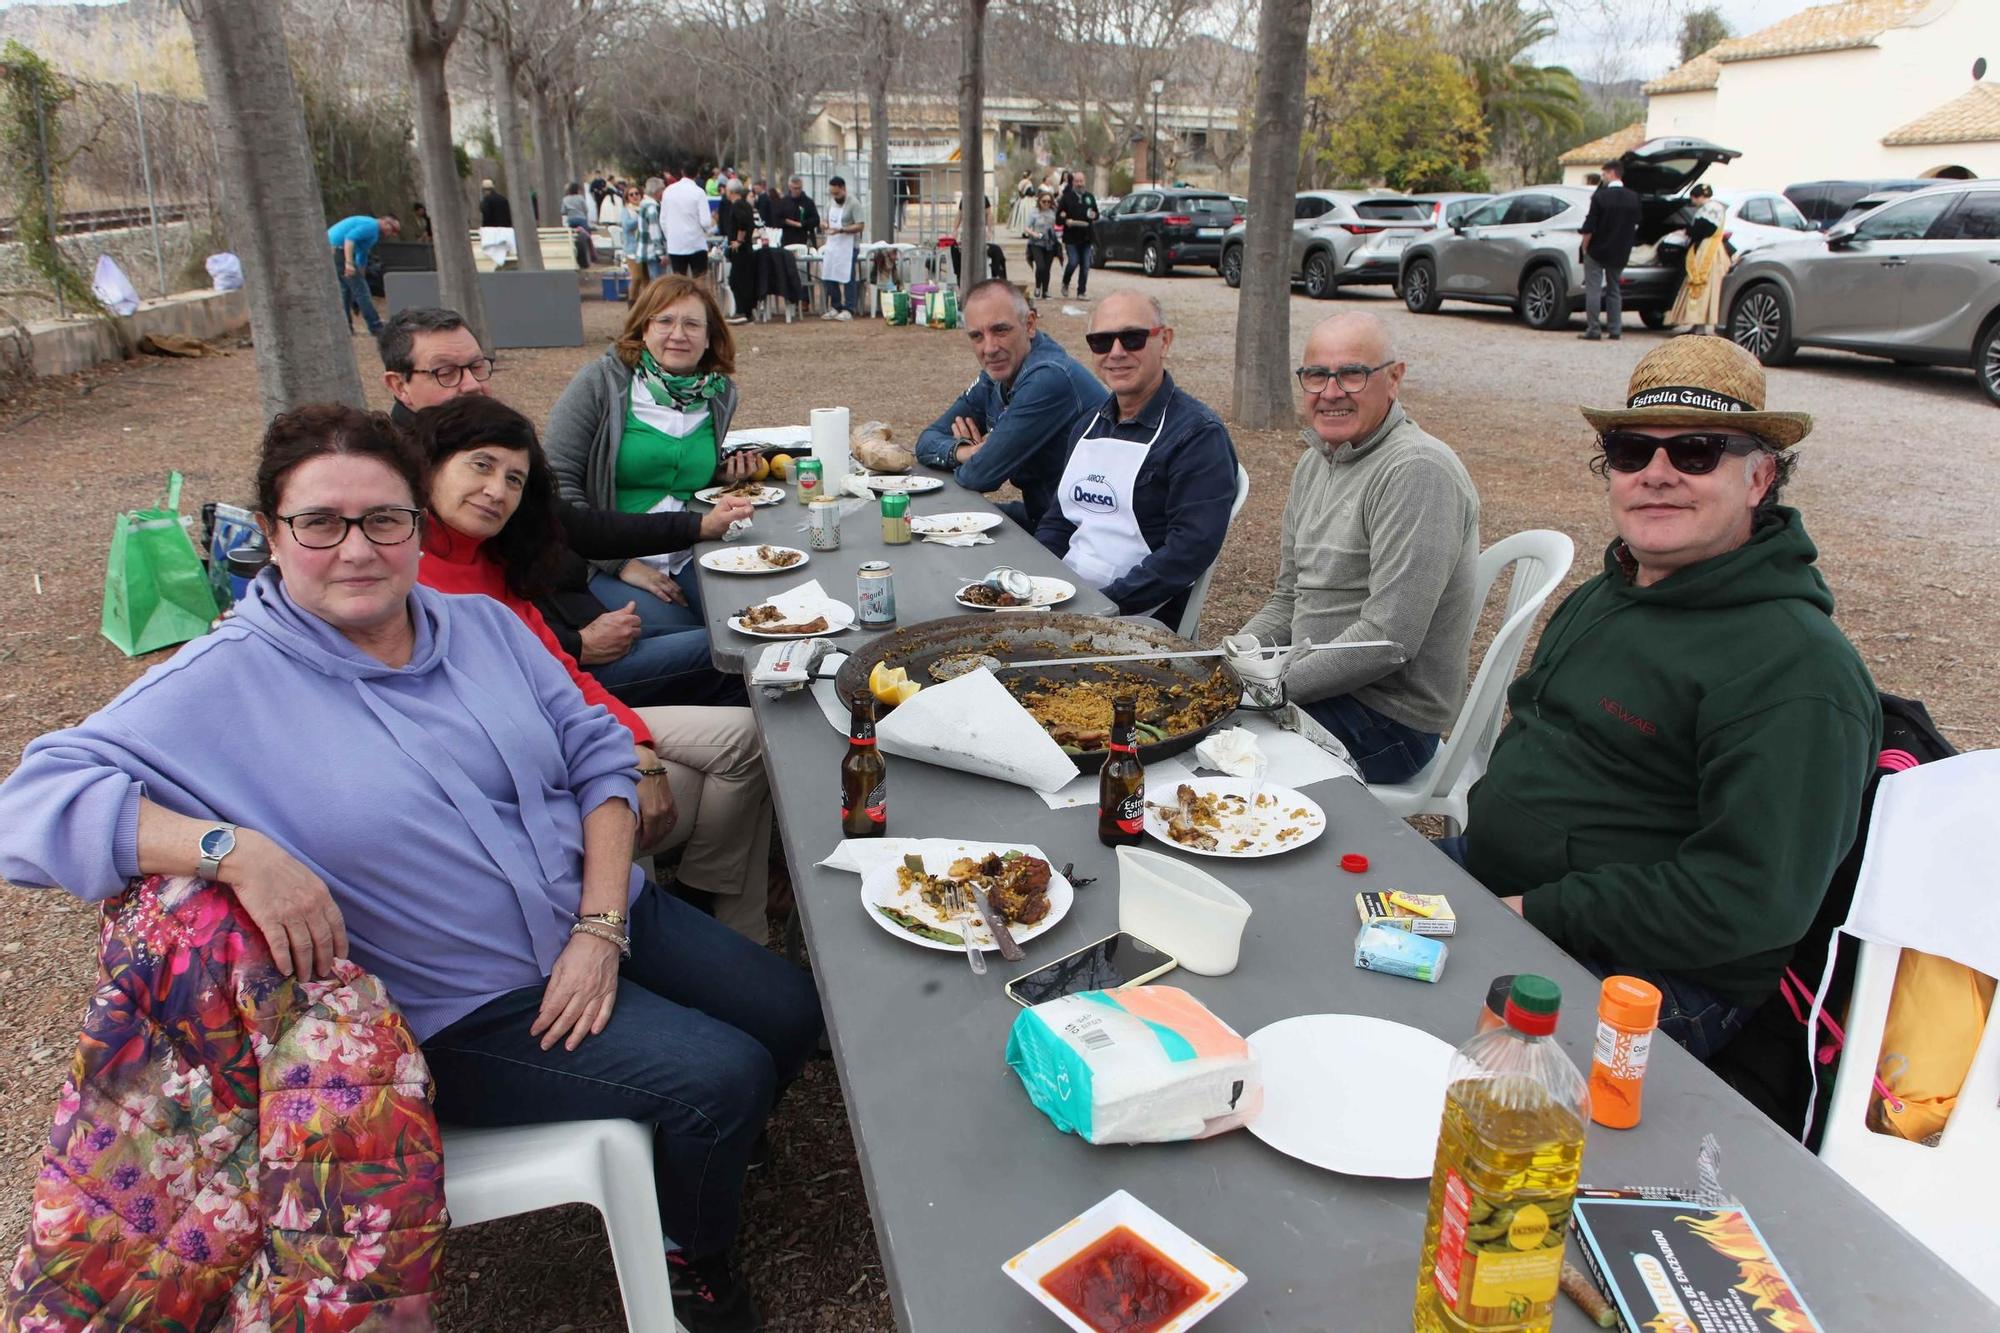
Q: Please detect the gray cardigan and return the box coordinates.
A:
[1238,403,1480,734]
[543,347,741,525]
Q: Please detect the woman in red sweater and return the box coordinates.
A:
[410,396,775,941]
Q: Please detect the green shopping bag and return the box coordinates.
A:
[880,289,912,325]
[925,289,959,329]
[101,471,221,657]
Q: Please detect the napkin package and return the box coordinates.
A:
[1006,987,1263,1145]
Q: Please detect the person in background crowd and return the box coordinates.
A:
[819,176,864,321]
[620,185,647,302]
[1669,183,1732,337]
[1036,291,1238,626]
[779,176,821,249]
[0,403,817,1333]
[916,280,1103,529]
[327,212,399,336]
[1025,188,1060,301]
[634,176,668,284]
[410,201,432,242]
[1008,170,1038,234]
[589,174,608,215]
[598,178,625,231]
[1237,312,1480,783]
[1056,170,1099,300]
[1461,337,1878,1062]
[721,179,758,325]
[479,178,512,229]
[561,181,598,267]
[751,178,777,228]
[949,191,1003,284]
[1578,158,1641,342]
[664,160,715,279]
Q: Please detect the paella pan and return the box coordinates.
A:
[831,613,1242,774]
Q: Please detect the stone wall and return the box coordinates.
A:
[0,221,218,324]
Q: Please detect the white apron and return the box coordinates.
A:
[1055,408,1162,590]
[822,202,857,284]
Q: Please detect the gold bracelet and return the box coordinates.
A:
[569,920,631,958]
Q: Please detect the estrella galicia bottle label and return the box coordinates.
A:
[1107,792,1144,835]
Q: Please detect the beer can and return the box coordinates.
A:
[879,491,911,545]
[796,458,823,505]
[809,496,842,551]
[856,561,896,626]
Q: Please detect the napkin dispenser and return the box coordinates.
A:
[1117,847,1252,976]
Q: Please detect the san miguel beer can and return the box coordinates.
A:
[856,561,897,627]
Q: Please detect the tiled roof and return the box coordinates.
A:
[1644,53,1721,95]
[1882,82,2000,145]
[1711,0,1932,63]
[1557,121,1649,166]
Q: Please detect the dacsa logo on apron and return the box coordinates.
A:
[1072,472,1118,513]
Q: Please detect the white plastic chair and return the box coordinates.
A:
[1366,529,1574,831]
[1817,938,2000,1303]
[441,1119,685,1332]
[1175,464,1252,640]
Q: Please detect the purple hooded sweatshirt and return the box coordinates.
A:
[0,569,640,1040]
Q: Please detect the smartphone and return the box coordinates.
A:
[1004,932,1177,1008]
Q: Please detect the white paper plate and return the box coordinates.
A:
[1003,1189,1245,1333]
[1144,777,1326,858]
[698,545,810,575]
[726,600,856,637]
[694,483,787,507]
[953,577,1076,612]
[909,510,1003,537]
[860,474,943,494]
[860,842,1072,953]
[1246,1014,1454,1177]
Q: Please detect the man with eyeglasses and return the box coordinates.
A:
[914,279,1103,528]
[1035,291,1238,625]
[1461,337,1877,1063]
[1237,312,1479,785]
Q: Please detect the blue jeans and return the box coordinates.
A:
[587,567,742,706]
[822,277,861,314]
[590,564,707,630]
[1302,694,1439,784]
[334,252,380,334]
[421,884,823,1257]
[1063,240,1093,295]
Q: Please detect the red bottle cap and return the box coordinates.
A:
[1340,853,1369,874]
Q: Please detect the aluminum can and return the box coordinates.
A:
[809,496,842,551]
[879,491,911,545]
[856,560,896,626]
[796,457,823,505]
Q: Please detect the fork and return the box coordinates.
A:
[942,883,986,975]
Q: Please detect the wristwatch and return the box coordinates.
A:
[196,823,238,880]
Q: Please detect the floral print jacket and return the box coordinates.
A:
[5,875,447,1331]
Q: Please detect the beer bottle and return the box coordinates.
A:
[1097,696,1145,847]
[841,691,888,837]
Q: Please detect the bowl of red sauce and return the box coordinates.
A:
[1003,1189,1245,1332]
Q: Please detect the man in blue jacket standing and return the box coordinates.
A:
[1037,291,1239,629]
[915,279,1103,528]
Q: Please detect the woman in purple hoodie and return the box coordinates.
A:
[0,404,816,1332]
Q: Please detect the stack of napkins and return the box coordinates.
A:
[919,531,993,548]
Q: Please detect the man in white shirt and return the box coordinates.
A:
[818,176,864,321]
[663,161,715,278]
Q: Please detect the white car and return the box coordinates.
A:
[1708,189,1822,255]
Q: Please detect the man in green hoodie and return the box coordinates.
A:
[1464,337,1878,1062]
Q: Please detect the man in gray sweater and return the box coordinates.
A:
[1238,313,1480,783]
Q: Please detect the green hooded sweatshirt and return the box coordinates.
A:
[1465,507,1879,1008]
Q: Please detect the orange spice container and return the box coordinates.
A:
[1589,976,1662,1129]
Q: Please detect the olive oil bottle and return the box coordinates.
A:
[1414,975,1590,1333]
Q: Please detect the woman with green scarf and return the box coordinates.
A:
[545,275,758,635]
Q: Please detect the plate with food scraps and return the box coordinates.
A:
[859,474,944,494]
[694,482,788,506]
[726,600,856,638]
[909,510,1004,537]
[1004,1188,1245,1333]
[1145,778,1326,858]
[954,576,1076,611]
[699,544,810,575]
[861,843,1074,953]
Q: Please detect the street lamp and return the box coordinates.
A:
[1150,79,1165,185]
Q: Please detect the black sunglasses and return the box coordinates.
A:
[1084,325,1165,355]
[1599,430,1764,475]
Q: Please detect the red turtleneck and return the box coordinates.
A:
[417,515,653,746]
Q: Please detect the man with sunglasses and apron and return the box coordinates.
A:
[1461,336,1878,1065]
[1036,292,1238,628]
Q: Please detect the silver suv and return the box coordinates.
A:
[1723,181,2000,405]
[1216,191,1431,295]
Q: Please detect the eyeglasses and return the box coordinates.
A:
[1598,430,1764,475]
[1295,361,1396,394]
[1084,325,1165,355]
[407,357,496,389]
[650,314,708,336]
[276,507,422,549]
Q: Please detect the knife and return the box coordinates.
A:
[970,886,1026,962]
[995,639,1402,672]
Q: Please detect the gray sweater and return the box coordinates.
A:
[1239,403,1480,734]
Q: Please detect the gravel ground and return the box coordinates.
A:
[0,244,1993,1331]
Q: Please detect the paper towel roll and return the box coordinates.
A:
[810,407,851,485]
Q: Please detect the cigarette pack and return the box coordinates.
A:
[1354,890,1457,936]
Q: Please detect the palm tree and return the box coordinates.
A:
[1452,0,1584,185]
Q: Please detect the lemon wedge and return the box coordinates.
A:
[868,660,908,703]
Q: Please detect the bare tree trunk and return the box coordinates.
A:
[487,33,544,272]
[560,90,581,190]
[1230,0,1311,428]
[404,0,490,347]
[527,81,562,226]
[958,0,989,294]
[867,71,894,242]
[179,0,361,415]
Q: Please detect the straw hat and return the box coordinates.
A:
[1579,336,1812,448]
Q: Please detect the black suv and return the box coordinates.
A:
[1783,179,1935,231]
[1091,190,1241,275]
